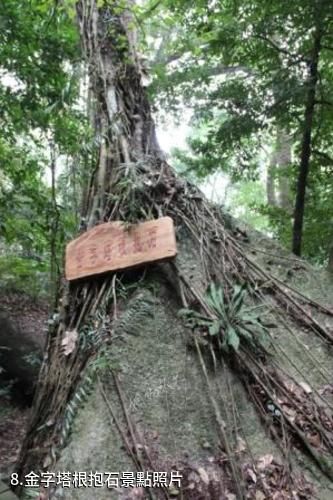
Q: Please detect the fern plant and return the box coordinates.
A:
[179,282,272,354]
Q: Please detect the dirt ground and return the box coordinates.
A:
[0,292,48,477]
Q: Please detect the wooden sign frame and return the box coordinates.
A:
[65,216,177,281]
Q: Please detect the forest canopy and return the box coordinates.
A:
[0,0,332,300]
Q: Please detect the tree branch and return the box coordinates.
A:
[315,99,333,107]
[155,50,253,77]
[205,64,253,77]
[255,34,307,64]
[312,149,333,165]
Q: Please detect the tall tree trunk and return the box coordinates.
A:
[76,0,164,228]
[16,0,168,484]
[266,129,293,211]
[266,152,277,206]
[276,130,293,212]
[329,240,333,272]
[292,28,322,256]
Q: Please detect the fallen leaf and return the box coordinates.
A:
[61,329,78,356]
[235,436,246,453]
[43,454,52,468]
[247,468,257,483]
[281,405,297,421]
[284,381,297,393]
[308,432,321,447]
[197,467,210,485]
[257,454,274,470]
[273,492,287,499]
[255,491,265,500]
[169,487,179,497]
[299,381,312,394]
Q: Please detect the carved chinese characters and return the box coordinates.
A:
[65,217,177,281]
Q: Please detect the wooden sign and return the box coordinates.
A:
[65,216,177,281]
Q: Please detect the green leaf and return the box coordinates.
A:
[237,326,253,341]
[227,327,240,352]
[208,320,221,336]
[206,282,225,316]
[230,283,247,316]
[177,308,192,317]
[237,326,256,348]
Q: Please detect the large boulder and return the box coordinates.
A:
[46,227,333,500]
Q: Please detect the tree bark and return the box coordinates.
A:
[292,28,322,256]
[276,131,293,212]
[266,130,293,211]
[15,0,174,486]
[329,241,333,272]
[266,152,277,206]
[75,0,164,229]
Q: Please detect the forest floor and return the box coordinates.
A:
[0,291,48,350]
[0,291,48,478]
[0,398,30,476]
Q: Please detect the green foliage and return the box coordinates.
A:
[21,490,40,499]
[0,0,79,136]
[0,379,13,399]
[79,310,112,352]
[0,0,331,305]
[0,254,48,298]
[179,283,272,354]
[114,290,156,337]
[147,0,333,264]
[226,181,270,233]
[88,347,118,374]
[22,352,42,369]
[60,373,95,447]
[0,0,91,297]
[61,343,120,448]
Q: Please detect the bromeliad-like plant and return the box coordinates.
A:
[179,282,272,354]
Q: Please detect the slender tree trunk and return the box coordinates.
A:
[49,142,60,310]
[266,153,277,206]
[267,130,292,211]
[292,29,322,256]
[276,130,293,212]
[329,241,333,272]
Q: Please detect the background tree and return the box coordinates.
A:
[0,0,93,300]
[148,0,333,262]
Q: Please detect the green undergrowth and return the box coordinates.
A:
[0,254,49,299]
